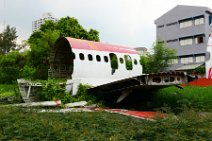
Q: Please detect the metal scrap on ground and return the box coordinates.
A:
[7,100,61,107]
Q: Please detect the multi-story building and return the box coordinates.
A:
[32,12,58,32]
[154,5,212,72]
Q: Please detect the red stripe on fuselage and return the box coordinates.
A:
[66,38,138,54]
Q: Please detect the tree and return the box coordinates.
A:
[140,42,176,73]
[0,25,18,54]
[27,16,100,79]
[0,51,27,83]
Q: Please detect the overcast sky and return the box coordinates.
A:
[0,0,211,48]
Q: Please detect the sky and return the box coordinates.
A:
[0,0,211,48]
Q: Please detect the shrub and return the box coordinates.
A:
[0,84,22,103]
[152,86,212,112]
[0,51,26,83]
[76,84,100,105]
[37,80,99,105]
[38,79,72,104]
[194,66,205,74]
[21,65,36,80]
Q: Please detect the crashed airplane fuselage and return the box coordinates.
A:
[18,37,191,103]
[48,38,190,102]
[50,37,143,95]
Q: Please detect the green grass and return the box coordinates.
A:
[0,84,19,98]
[0,107,212,141]
[0,84,22,104]
[153,86,212,112]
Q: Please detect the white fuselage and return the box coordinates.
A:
[206,33,212,79]
[71,49,142,86]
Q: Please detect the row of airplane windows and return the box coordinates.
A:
[76,53,139,65]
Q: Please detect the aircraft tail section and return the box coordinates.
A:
[206,33,212,79]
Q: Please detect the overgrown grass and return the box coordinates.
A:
[153,86,212,112]
[0,107,212,140]
[0,84,21,102]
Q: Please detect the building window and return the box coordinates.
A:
[166,22,177,26]
[195,36,204,44]
[179,20,192,28]
[195,55,205,63]
[167,39,178,43]
[157,25,164,28]
[194,16,204,25]
[209,15,212,25]
[180,38,193,46]
[158,41,164,44]
[169,59,178,64]
[181,56,193,64]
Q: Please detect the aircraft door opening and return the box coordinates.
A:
[49,38,74,79]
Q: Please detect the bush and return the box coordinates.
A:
[76,84,101,105]
[0,51,26,83]
[38,79,72,104]
[194,66,205,74]
[152,86,212,112]
[0,84,22,103]
[21,65,36,80]
[37,80,99,105]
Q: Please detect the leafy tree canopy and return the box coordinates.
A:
[0,51,27,83]
[27,16,100,79]
[140,42,176,73]
[0,25,17,54]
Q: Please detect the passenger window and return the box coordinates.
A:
[134,59,138,65]
[104,56,109,62]
[109,53,118,69]
[124,55,133,70]
[79,53,84,60]
[96,55,101,62]
[88,54,93,61]
[72,53,75,59]
[119,58,124,64]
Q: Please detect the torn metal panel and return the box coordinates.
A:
[65,101,87,108]
[89,71,193,104]
[8,100,61,107]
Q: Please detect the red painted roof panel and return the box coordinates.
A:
[65,37,138,54]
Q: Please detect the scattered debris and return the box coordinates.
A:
[98,108,166,120]
[65,101,87,108]
[37,108,93,113]
[8,100,61,107]
[17,79,42,103]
